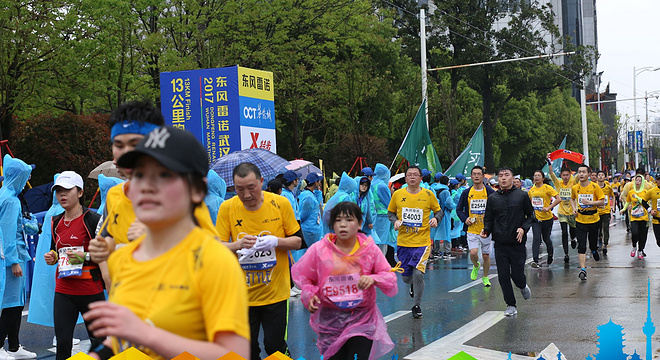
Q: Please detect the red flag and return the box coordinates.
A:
[548,149,585,164]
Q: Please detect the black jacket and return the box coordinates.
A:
[483,187,535,246]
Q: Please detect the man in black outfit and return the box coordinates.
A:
[481,167,535,316]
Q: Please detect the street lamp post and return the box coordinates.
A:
[633,66,660,170]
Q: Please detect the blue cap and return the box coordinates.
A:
[434,172,443,181]
[360,176,370,184]
[449,179,459,185]
[456,173,466,181]
[283,170,301,182]
[421,169,431,177]
[306,172,319,183]
[361,167,375,176]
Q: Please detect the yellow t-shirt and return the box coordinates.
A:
[621,180,654,201]
[465,186,489,234]
[528,184,559,221]
[549,172,576,216]
[598,183,613,215]
[216,192,301,307]
[107,227,249,360]
[100,182,218,244]
[627,187,649,222]
[388,187,441,247]
[571,182,604,224]
[643,186,660,225]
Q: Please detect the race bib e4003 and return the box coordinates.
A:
[402,207,423,227]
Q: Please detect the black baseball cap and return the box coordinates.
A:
[117,126,208,176]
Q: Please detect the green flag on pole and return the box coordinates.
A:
[445,123,484,178]
[395,99,443,173]
[542,135,567,178]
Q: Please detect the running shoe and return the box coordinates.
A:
[470,262,481,280]
[409,283,414,298]
[602,247,608,256]
[520,285,531,300]
[547,255,553,265]
[564,254,570,263]
[579,269,587,281]
[592,250,600,261]
[638,251,644,260]
[631,248,637,257]
[642,250,647,257]
[530,261,540,268]
[0,349,15,360]
[442,254,456,260]
[412,305,423,319]
[503,305,517,317]
[7,346,35,360]
[571,239,577,249]
[482,277,491,287]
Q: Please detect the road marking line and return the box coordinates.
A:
[384,310,410,322]
[449,274,498,293]
[21,310,27,317]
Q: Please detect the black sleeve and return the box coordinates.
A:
[521,192,535,232]
[288,228,307,250]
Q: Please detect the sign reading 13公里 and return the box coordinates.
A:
[159,65,276,163]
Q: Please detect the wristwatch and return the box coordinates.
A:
[85,252,91,262]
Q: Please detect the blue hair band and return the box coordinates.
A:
[111,121,159,140]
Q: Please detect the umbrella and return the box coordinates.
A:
[389,173,405,183]
[210,148,290,187]
[286,160,322,180]
[88,161,125,180]
[614,172,622,177]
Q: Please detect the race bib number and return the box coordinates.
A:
[632,206,645,218]
[322,273,363,309]
[559,188,571,201]
[58,246,84,278]
[470,199,487,215]
[532,197,544,210]
[578,194,593,208]
[402,207,423,227]
[239,249,277,271]
[657,198,660,213]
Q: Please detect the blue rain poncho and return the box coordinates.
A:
[450,186,467,239]
[371,164,393,247]
[355,177,380,244]
[431,183,455,241]
[291,187,322,262]
[322,173,357,235]
[97,174,124,215]
[0,155,33,309]
[281,186,300,221]
[204,169,226,225]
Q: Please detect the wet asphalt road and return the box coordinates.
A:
[16,215,660,359]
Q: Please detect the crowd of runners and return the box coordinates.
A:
[0,100,654,360]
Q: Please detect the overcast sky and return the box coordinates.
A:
[597,0,660,126]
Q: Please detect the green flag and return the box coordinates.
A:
[396,99,443,173]
[445,123,484,178]
[542,135,567,178]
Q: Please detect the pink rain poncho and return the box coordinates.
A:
[291,232,397,360]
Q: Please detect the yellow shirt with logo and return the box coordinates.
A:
[528,184,559,221]
[627,187,649,222]
[642,186,660,225]
[465,187,489,234]
[388,187,441,247]
[571,182,604,224]
[598,183,613,215]
[216,192,300,307]
[621,180,654,201]
[107,227,249,360]
[549,172,576,216]
[100,182,218,245]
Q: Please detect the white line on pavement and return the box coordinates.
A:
[448,274,499,293]
[384,310,410,322]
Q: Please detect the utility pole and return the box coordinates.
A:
[420,8,428,128]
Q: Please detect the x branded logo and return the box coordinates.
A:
[235,220,243,227]
[401,197,406,202]
[144,127,171,149]
[250,132,259,149]
[113,214,119,225]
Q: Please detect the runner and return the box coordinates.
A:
[527,170,561,267]
[43,172,104,360]
[481,167,533,316]
[88,101,217,269]
[596,170,614,255]
[455,166,494,286]
[291,202,397,360]
[643,176,660,249]
[387,166,442,319]
[0,156,37,360]
[625,174,649,260]
[216,162,303,360]
[548,160,577,263]
[570,164,606,281]
[85,127,250,360]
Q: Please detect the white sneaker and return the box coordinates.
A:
[289,286,302,297]
[8,346,36,359]
[0,349,15,360]
[53,337,80,347]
